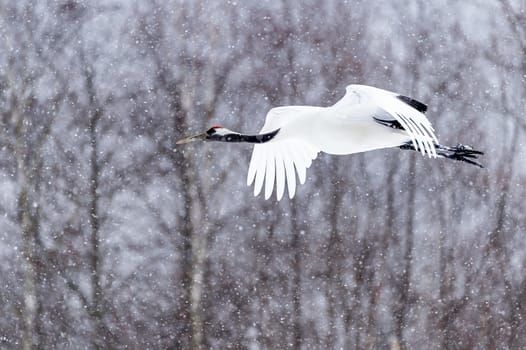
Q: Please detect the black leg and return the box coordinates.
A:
[399,142,484,168]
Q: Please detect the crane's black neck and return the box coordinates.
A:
[212,129,280,143]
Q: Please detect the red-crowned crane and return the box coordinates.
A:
[177,84,483,200]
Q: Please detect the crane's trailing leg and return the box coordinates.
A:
[400,142,484,168]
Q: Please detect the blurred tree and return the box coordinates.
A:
[0,0,525,349]
[0,1,76,347]
[130,1,242,347]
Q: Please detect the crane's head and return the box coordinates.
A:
[176,125,234,144]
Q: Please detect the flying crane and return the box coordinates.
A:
[177,84,483,200]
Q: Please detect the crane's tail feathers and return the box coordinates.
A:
[400,142,484,168]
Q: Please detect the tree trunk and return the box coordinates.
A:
[170,85,205,350]
[83,58,105,349]
[190,221,206,350]
[20,187,36,350]
[88,107,104,349]
[290,202,303,349]
[14,97,37,350]
[394,154,416,350]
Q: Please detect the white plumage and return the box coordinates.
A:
[246,84,438,200]
[177,84,481,200]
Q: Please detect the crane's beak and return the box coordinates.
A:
[176,132,206,145]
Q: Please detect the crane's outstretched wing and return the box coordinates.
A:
[334,84,438,157]
[247,106,320,200]
[247,139,318,200]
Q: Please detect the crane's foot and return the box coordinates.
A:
[400,142,484,168]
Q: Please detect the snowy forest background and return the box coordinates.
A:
[1,0,525,349]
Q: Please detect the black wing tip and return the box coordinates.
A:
[397,95,428,113]
[373,116,404,130]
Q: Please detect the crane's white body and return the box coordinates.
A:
[247,84,438,200]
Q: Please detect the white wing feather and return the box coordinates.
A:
[247,139,318,200]
[281,143,297,198]
[340,85,438,157]
[274,151,286,200]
